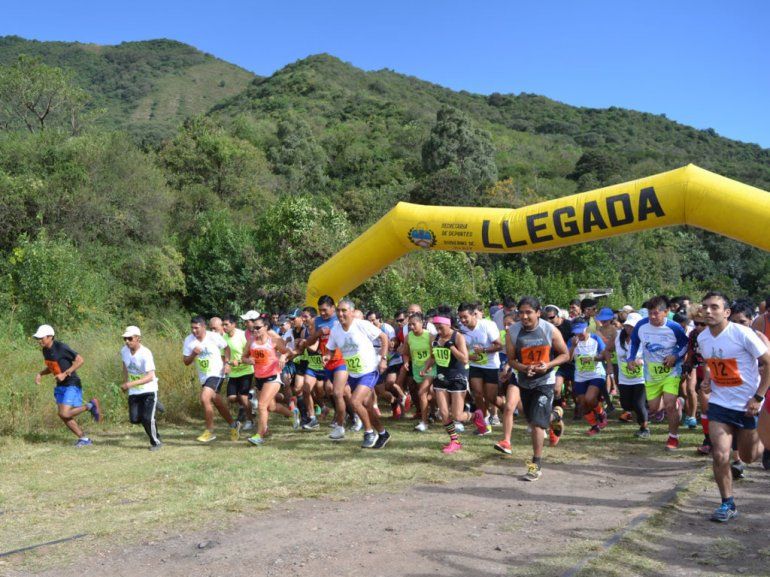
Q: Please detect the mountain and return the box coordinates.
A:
[0,36,257,141]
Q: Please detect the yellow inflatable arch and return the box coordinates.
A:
[305,164,770,305]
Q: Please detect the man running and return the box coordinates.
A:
[627,296,689,451]
[458,302,503,436]
[698,292,770,522]
[33,324,101,447]
[325,298,391,448]
[544,305,572,410]
[120,326,162,450]
[182,316,239,443]
[505,297,570,481]
[222,314,255,431]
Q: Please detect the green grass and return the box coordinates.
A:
[0,406,706,573]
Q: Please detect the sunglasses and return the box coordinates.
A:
[254,325,266,330]
[395,318,406,323]
[123,336,136,342]
[546,315,556,320]
[694,322,706,327]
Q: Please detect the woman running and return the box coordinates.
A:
[570,322,609,435]
[402,312,437,432]
[612,313,649,438]
[243,318,294,445]
[422,315,471,453]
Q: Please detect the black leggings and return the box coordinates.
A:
[618,384,647,426]
[128,392,161,446]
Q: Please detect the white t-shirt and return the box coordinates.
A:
[327,319,382,377]
[572,334,607,382]
[697,322,768,411]
[183,332,227,384]
[120,345,158,395]
[462,318,501,369]
[614,333,644,385]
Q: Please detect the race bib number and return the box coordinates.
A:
[577,355,596,373]
[611,351,618,364]
[414,349,430,364]
[521,345,550,365]
[346,354,363,373]
[433,347,451,368]
[620,362,642,378]
[196,358,210,371]
[474,351,489,365]
[252,349,270,366]
[647,362,672,382]
[307,354,324,371]
[706,358,743,387]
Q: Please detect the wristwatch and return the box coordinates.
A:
[753,393,764,403]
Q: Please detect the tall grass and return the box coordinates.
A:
[0,315,205,436]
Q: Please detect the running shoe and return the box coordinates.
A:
[149,442,163,451]
[763,449,770,471]
[454,421,465,433]
[315,405,322,416]
[521,461,542,482]
[391,401,402,419]
[683,416,698,429]
[473,409,487,435]
[710,503,737,523]
[351,415,363,432]
[586,425,601,436]
[414,421,428,432]
[292,407,301,430]
[242,420,254,431]
[197,430,216,443]
[665,436,680,451]
[373,430,391,449]
[74,437,92,448]
[156,400,166,414]
[651,410,665,423]
[361,431,378,448]
[329,425,345,441]
[442,440,462,454]
[251,398,259,412]
[89,398,102,423]
[730,461,746,480]
[618,411,634,423]
[551,407,564,437]
[302,416,320,430]
[596,412,609,429]
[247,434,264,446]
[548,428,560,447]
[696,439,712,455]
[230,421,242,441]
[634,428,651,439]
[404,395,412,412]
[489,415,501,426]
[494,439,512,455]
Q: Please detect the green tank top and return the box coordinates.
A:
[407,330,431,369]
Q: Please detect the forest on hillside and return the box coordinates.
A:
[1,38,769,332]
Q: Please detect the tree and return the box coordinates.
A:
[268,113,328,193]
[421,106,497,189]
[0,55,88,134]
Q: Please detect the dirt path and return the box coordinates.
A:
[10,454,726,577]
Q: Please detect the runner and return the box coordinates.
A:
[627,296,689,451]
[570,321,610,436]
[240,310,260,342]
[297,296,349,440]
[698,292,770,522]
[222,314,255,431]
[504,297,570,480]
[208,316,224,336]
[243,318,296,445]
[182,316,239,443]
[421,314,472,453]
[33,324,101,447]
[751,295,770,469]
[492,297,517,330]
[119,326,161,450]
[458,302,503,436]
[610,314,649,438]
[684,308,712,454]
[396,304,437,420]
[402,312,437,432]
[595,307,618,413]
[298,306,323,430]
[367,310,406,419]
[495,311,522,455]
[325,298,391,448]
[568,299,582,320]
[674,311,699,431]
[543,305,572,410]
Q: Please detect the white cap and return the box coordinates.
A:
[621,305,635,313]
[623,313,643,328]
[240,310,260,320]
[33,324,55,339]
[122,326,141,338]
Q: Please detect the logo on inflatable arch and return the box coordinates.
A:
[408,223,437,248]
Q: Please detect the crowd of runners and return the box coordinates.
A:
[33,291,770,523]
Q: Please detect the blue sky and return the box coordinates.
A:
[3,1,768,147]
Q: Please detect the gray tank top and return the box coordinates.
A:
[507,318,554,390]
